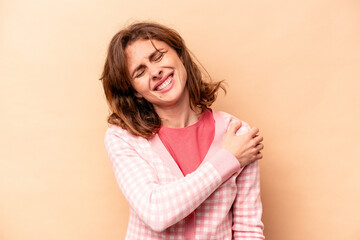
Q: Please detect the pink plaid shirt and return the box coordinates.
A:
[105,111,264,239]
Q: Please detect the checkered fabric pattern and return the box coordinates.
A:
[105,111,264,239]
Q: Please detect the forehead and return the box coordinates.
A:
[125,39,168,70]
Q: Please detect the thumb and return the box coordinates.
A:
[229,121,242,135]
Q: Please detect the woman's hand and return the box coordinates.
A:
[222,122,264,168]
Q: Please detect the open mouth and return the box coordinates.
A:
[154,73,174,91]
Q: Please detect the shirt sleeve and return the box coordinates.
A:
[105,127,240,232]
[232,156,265,239]
[225,117,265,239]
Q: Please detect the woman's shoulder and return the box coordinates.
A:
[104,124,144,145]
[213,110,237,122]
[212,110,251,134]
[105,124,126,137]
[212,110,248,125]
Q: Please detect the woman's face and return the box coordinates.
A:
[125,39,188,111]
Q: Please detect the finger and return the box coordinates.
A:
[253,135,264,144]
[255,143,264,152]
[256,153,263,160]
[248,127,259,137]
[229,122,242,135]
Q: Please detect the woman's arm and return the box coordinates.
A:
[232,160,265,239]
[222,115,264,239]
[105,127,240,232]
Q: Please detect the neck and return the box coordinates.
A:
[154,92,202,128]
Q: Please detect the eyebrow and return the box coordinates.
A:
[130,49,163,78]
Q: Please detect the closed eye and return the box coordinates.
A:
[154,52,164,61]
[135,68,145,78]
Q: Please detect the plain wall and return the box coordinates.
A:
[1,0,359,239]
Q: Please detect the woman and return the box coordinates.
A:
[101,22,265,239]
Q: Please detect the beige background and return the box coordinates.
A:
[1,0,360,239]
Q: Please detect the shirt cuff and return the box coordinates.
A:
[207,149,241,182]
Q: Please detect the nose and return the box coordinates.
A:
[151,69,163,81]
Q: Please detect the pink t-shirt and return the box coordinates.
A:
[158,109,215,176]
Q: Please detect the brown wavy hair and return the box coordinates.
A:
[100,22,225,139]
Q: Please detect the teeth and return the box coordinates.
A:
[156,76,172,91]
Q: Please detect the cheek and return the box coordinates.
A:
[130,80,144,95]
[180,64,187,83]
[133,86,143,98]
